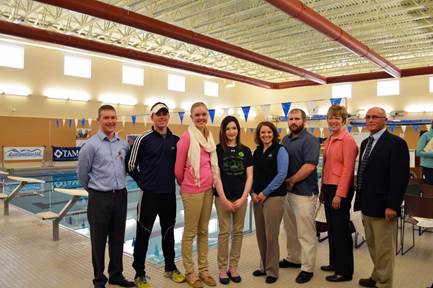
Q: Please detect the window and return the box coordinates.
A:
[204,81,219,97]
[430,76,433,93]
[122,64,144,86]
[332,84,351,99]
[168,74,185,92]
[377,80,399,96]
[64,55,91,78]
[0,43,24,69]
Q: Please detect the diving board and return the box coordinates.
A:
[36,188,88,241]
[3,176,45,216]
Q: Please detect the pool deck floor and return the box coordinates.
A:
[1,202,432,288]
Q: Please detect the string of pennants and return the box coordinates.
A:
[53,97,431,135]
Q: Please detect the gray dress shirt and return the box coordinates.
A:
[78,130,130,191]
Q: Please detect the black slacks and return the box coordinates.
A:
[133,192,177,277]
[422,167,433,185]
[323,184,354,277]
[87,188,127,286]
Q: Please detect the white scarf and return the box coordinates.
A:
[187,125,219,187]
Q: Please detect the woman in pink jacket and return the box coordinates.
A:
[320,105,358,283]
[175,102,219,288]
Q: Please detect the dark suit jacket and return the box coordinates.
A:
[354,130,409,217]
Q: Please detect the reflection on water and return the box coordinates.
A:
[3,169,255,265]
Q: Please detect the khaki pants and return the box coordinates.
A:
[363,215,397,288]
[283,193,318,273]
[215,197,247,272]
[253,196,285,278]
[181,190,214,275]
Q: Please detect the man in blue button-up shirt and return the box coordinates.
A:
[78,105,133,288]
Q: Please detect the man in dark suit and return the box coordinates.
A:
[354,107,409,288]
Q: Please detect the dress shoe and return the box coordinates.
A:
[320,265,334,272]
[218,272,230,285]
[265,276,278,284]
[94,285,105,288]
[108,277,135,287]
[326,274,352,282]
[252,270,266,277]
[358,277,377,288]
[279,259,302,268]
[227,271,242,283]
[296,271,313,284]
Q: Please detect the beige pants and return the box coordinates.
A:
[363,215,397,288]
[283,193,318,273]
[253,196,285,278]
[181,190,214,275]
[215,197,247,272]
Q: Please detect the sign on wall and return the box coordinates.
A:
[4,147,45,161]
[52,146,81,162]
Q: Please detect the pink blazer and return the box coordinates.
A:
[322,129,358,198]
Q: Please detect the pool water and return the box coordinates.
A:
[2,169,255,265]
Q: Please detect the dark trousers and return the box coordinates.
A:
[87,189,128,286]
[133,192,177,277]
[422,167,433,185]
[323,184,354,277]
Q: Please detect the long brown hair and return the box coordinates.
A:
[254,121,279,145]
[219,115,241,148]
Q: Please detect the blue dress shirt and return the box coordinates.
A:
[78,130,130,191]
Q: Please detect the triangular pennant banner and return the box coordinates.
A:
[277,127,283,134]
[208,109,216,124]
[68,119,72,128]
[413,124,419,132]
[357,126,363,133]
[260,104,271,120]
[319,127,324,137]
[249,128,255,133]
[241,106,250,122]
[281,102,291,118]
[131,115,137,126]
[286,127,289,134]
[178,111,185,124]
[389,125,395,133]
[121,116,126,127]
[309,127,315,134]
[62,119,66,127]
[56,119,60,128]
[74,119,78,128]
[223,108,230,116]
[88,118,92,127]
[81,118,86,128]
[243,127,247,133]
[426,124,432,131]
[143,115,147,126]
[330,98,342,105]
[305,101,318,115]
[347,126,353,133]
[401,125,406,133]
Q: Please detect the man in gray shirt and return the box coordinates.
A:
[280,108,320,284]
[78,105,134,288]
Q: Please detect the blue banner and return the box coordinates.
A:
[52,146,81,162]
[81,118,86,128]
[347,126,353,133]
[309,127,315,134]
[281,102,291,118]
[330,98,342,105]
[208,109,216,124]
[178,111,185,124]
[241,106,250,122]
[131,115,137,126]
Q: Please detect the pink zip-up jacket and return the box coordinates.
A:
[322,129,358,198]
[175,130,213,193]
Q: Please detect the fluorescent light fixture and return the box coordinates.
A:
[226,81,236,88]
[144,97,176,109]
[168,74,185,92]
[99,93,137,106]
[122,64,144,86]
[64,55,91,78]
[332,83,352,99]
[43,88,90,101]
[204,81,219,97]
[406,104,433,113]
[0,84,30,96]
[377,80,399,96]
[0,43,24,69]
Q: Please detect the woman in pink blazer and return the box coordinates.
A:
[320,105,358,283]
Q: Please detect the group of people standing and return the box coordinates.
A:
[78,101,410,288]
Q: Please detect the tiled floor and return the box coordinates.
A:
[1,203,432,288]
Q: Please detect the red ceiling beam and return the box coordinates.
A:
[0,20,275,89]
[266,0,402,79]
[34,0,326,84]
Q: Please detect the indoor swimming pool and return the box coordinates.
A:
[0,168,255,265]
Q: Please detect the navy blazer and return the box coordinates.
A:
[354,130,409,217]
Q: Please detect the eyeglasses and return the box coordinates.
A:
[364,115,386,120]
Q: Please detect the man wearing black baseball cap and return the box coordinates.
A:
[126,102,185,288]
